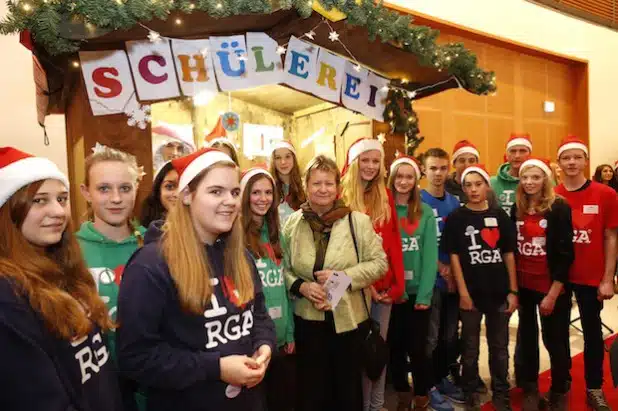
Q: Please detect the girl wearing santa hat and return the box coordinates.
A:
[511,158,574,411]
[116,148,276,411]
[386,156,439,411]
[140,161,179,229]
[269,140,306,226]
[340,137,404,411]
[209,137,240,165]
[240,167,295,411]
[0,147,122,410]
[441,165,518,411]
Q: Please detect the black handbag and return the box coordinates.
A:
[348,213,389,381]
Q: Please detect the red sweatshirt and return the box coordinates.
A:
[370,189,405,301]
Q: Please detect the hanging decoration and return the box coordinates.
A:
[222,111,240,132]
[383,88,424,157]
[0,0,496,95]
[124,98,152,130]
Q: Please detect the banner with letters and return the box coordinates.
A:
[79,32,390,121]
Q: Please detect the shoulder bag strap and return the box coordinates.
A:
[348,213,371,318]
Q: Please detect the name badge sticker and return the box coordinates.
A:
[484,217,498,227]
[583,205,599,215]
[404,270,414,280]
[532,237,546,247]
[268,306,283,320]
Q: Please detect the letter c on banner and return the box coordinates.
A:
[138,55,168,85]
[92,67,123,98]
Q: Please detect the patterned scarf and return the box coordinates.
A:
[301,199,351,271]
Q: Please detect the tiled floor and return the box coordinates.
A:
[383,296,618,410]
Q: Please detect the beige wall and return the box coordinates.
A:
[389,0,618,168]
[0,3,67,173]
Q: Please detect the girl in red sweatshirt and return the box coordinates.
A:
[341,137,404,411]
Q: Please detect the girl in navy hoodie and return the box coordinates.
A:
[117,148,276,411]
[0,147,121,411]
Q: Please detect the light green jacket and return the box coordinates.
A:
[282,210,388,334]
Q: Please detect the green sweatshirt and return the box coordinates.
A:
[490,163,519,216]
[396,203,438,306]
[76,221,146,359]
[254,223,294,348]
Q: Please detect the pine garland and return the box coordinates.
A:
[0,0,496,97]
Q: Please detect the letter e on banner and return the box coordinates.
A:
[341,60,369,114]
[79,50,136,116]
[283,36,318,94]
[126,39,180,101]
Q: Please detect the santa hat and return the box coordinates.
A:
[557,135,588,158]
[506,133,532,152]
[341,137,384,176]
[208,137,236,151]
[461,164,491,185]
[240,167,275,194]
[390,155,421,180]
[452,140,480,163]
[0,147,69,208]
[271,140,296,156]
[520,157,552,178]
[172,148,235,193]
[204,116,227,143]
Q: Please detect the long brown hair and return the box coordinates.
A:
[388,163,422,223]
[515,165,557,219]
[241,174,282,260]
[83,145,144,247]
[0,182,113,340]
[161,164,254,315]
[270,149,306,210]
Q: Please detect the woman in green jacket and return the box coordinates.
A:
[240,166,295,411]
[387,156,438,411]
[283,155,387,411]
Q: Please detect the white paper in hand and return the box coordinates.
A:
[323,271,352,309]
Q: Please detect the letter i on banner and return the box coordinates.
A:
[171,38,218,97]
[79,50,136,116]
[283,36,318,94]
[361,72,390,122]
[246,32,283,87]
[312,47,345,103]
[126,39,180,101]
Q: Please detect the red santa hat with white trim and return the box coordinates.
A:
[506,133,532,152]
[341,137,384,177]
[557,135,588,158]
[0,147,69,208]
[452,140,480,163]
[519,157,552,178]
[271,140,296,156]
[390,155,421,180]
[240,166,275,194]
[172,147,235,193]
[461,164,491,185]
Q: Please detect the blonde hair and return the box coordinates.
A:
[161,164,254,315]
[304,155,341,188]
[388,163,422,223]
[341,160,390,226]
[516,165,556,218]
[83,145,143,246]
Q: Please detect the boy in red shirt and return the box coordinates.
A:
[554,136,618,411]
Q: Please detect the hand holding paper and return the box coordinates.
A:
[323,271,352,309]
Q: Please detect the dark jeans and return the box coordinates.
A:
[265,349,296,411]
[294,314,366,411]
[517,288,571,394]
[570,284,605,389]
[388,298,432,397]
[460,306,511,398]
[428,288,460,385]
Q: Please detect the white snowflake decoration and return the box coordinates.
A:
[377,133,386,144]
[276,46,287,55]
[305,30,316,40]
[407,91,417,99]
[92,142,107,154]
[395,149,401,158]
[328,31,340,42]
[148,30,162,43]
[125,101,152,130]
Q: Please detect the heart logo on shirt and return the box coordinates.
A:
[571,209,595,230]
[481,228,500,249]
[399,217,419,236]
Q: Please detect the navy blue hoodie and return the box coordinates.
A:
[0,277,123,411]
[116,222,276,411]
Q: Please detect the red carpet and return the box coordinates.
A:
[481,335,618,410]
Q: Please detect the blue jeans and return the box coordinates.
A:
[427,288,460,385]
[362,301,392,411]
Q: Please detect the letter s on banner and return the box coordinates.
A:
[79,50,136,116]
